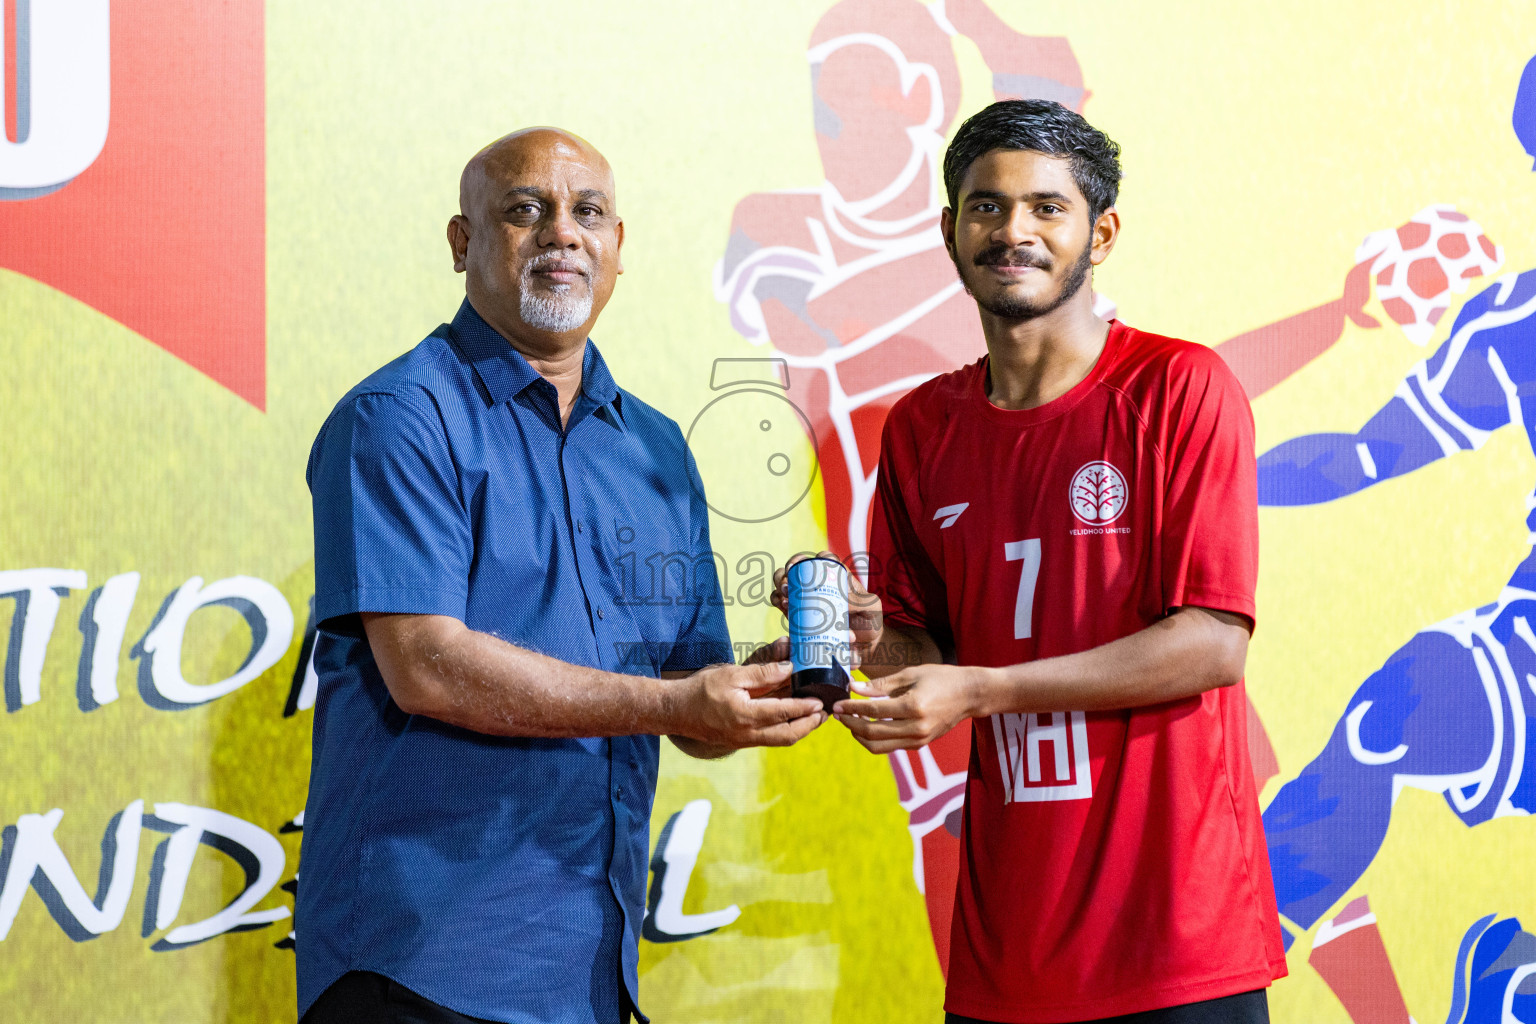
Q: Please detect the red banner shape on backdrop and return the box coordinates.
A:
[0,0,266,409]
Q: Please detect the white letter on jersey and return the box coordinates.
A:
[992,711,1093,803]
[1004,539,1042,640]
[1027,712,1071,783]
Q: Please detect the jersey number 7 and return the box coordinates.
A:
[1005,539,1042,640]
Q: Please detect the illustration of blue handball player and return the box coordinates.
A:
[1259,56,1536,947]
[1445,914,1536,1024]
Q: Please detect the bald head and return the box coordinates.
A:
[448,126,624,353]
[459,128,616,222]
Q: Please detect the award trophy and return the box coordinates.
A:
[787,556,852,711]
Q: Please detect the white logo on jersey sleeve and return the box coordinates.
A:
[1070,461,1128,525]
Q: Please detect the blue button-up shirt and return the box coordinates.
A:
[299,300,732,1024]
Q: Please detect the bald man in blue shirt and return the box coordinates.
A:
[298,128,827,1024]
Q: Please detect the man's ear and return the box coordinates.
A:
[615,217,625,275]
[447,215,470,273]
[940,206,957,260]
[1090,206,1120,266]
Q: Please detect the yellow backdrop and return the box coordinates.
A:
[2,2,1534,1022]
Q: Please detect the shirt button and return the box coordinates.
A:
[576,521,584,533]
[597,608,605,620]
[614,787,624,801]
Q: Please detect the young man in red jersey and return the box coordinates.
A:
[798,100,1287,1022]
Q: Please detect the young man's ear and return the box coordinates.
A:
[1089,207,1121,266]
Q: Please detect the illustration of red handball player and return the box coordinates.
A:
[717,2,1098,967]
[720,0,1479,981]
[716,0,1097,566]
[826,100,1286,1023]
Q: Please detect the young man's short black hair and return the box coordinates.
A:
[942,100,1123,223]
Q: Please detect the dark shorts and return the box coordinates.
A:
[946,988,1269,1024]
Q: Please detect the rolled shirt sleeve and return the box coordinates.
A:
[307,389,472,629]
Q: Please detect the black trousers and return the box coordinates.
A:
[303,971,635,1024]
[302,973,502,1024]
[302,971,637,1024]
[946,988,1269,1024]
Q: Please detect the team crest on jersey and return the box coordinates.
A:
[1070,461,1129,525]
[991,711,1093,802]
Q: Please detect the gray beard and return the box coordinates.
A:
[519,268,594,333]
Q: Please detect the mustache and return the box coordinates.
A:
[525,252,592,277]
[974,244,1050,270]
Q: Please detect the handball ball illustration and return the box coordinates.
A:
[1356,204,1503,345]
[686,358,820,524]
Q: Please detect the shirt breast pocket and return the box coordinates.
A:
[601,519,712,666]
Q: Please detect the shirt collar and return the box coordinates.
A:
[449,299,625,429]
[578,332,623,423]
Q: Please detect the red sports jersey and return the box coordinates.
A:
[868,321,1287,1022]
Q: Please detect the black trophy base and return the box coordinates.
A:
[792,666,851,712]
